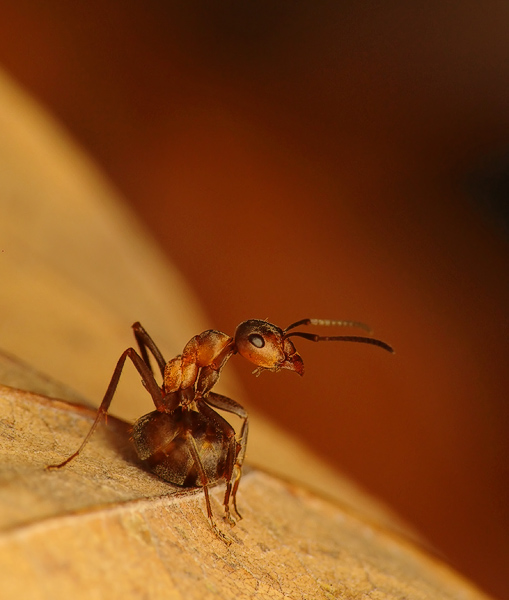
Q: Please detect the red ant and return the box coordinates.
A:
[47,318,393,544]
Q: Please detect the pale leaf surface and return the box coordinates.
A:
[0,384,491,600]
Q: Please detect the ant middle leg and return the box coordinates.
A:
[204,392,249,520]
[47,347,163,470]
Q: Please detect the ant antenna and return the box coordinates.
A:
[283,318,394,353]
[284,318,373,334]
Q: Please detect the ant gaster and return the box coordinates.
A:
[47,318,393,544]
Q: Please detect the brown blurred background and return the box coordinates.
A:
[0,2,508,598]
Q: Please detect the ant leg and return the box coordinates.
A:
[221,446,244,526]
[187,434,232,545]
[132,322,167,379]
[47,348,163,470]
[204,393,249,521]
[197,400,238,526]
[204,393,249,464]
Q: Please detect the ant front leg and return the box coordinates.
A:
[204,392,249,522]
[47,347,163,470]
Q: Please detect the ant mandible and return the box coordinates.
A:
[47,318,393,544]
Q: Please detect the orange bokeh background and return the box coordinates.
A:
[0,2,508,598]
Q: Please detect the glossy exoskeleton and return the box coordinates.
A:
[47,318,393,543]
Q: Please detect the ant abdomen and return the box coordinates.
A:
[131,408,232,487]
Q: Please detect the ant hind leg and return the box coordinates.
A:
[132,322,167,379]
[187,434,233,545]
[46,347,163,469]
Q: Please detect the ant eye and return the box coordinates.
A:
[248,333,265,348]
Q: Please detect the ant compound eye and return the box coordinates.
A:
[248,334,265,348]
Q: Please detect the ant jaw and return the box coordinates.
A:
[251,354,304,377]
[282,353,304,376]
[282,338,305,376]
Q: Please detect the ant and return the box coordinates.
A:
[47,318,393,544]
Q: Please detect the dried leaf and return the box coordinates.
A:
[0,385,492,600]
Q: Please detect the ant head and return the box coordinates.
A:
[234,318,393,377]
[234,320,304,375]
